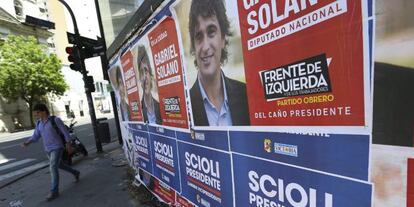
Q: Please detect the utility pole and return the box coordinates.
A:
[59,0,103,153]
[93,0,123,145]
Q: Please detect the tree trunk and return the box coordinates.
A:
[28,101,34,128]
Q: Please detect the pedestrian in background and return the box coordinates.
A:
[21,103,80,201]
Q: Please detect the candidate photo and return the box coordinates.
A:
[175,0,250,126]
[109,65,130,122]
[135,45,162,125]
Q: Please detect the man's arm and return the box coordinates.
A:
[54,117,74,154]
[22,124,41,147]
[55,117,71,142]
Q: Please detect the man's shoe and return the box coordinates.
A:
[74,171,80,183]
[46,192,59,201]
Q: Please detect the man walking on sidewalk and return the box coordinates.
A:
[21,103,80,201]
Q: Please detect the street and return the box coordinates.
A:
[0,117,118,188]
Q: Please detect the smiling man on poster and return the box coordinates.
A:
[115,66,130,121]
[188,0,250,126]
[137,45,162,125]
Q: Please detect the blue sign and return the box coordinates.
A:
[233,154,372,207]
[131,129,153,173]
[230,131,369,180]
[176,130,229,151]
[149,125,176,138]
[128,123,148,131]
[150,133,181,192]
[178,141,233,207]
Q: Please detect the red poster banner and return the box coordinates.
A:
[238,0,366,126]
[148,17,189,128]
[153,179,176,204]
[174,194,195,207]
[408,158,414,207]
[121,51,143,121]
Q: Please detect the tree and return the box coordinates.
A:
[0,35,68,127]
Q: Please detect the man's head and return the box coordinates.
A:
[188,0,232,78]
[116,66,126,101]
[33,103,49,119]
[137,45,153,95]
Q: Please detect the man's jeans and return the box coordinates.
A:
[48,148,79,193]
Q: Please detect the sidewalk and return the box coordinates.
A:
[0,141,151,207]
[0,114,114,141]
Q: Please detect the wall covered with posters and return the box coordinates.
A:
[370,1,414,206]
[107,0,414,206]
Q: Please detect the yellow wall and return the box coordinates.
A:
[47,1,69,65]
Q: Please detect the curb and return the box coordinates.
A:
[0,140,122,190]
[0,162,49,190]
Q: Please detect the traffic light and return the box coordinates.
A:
[82,46,105,59]
[65,46,83,72]
[84,75,95,92]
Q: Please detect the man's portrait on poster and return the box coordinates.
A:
[188,0,250,126]
[137,45,162,125]
[115,66,130,121]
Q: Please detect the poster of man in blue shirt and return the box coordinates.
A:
[136,45,162,125]
[188,0,250,126]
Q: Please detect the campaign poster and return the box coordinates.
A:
[136,168,156,192]
[408,158,414,206]
[239,0,369,126]
[148,125,177,138]
[173,0,250,127]
[147,17,189,129]
[371,145,414,207]
[372,0,414,148]
[120,50,143,121]
[173,0,371,127]
[174,194,195,207]
[128,123,147,131]
[131,126,153,173]
[108,64,131,122]
[370,0,414,206]
[153,178,177,204]
[176,130,229,152]
[121,125,139,169]
[230,131,370,181]
[233,154,372,207]
[150,128,181,192]
[178,142,233,207]
[130,36,170,127]
[136,168,175,205]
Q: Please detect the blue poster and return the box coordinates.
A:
[178,141,233,207]
[149,125,177,138]
[233,154,372,207]
[176,130,229,151]
[128,123,148,131]
[150,132,181,192]
[230,131,369,181]
[131,128,153,174]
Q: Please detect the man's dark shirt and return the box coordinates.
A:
[141,97,162,125]
[190,74,250,126]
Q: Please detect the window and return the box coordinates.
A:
[95,82,101,93]
[14,0,23,18]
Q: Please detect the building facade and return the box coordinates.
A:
[48,0,113,123]
[0,0,112,132]
[0,0,55,132]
